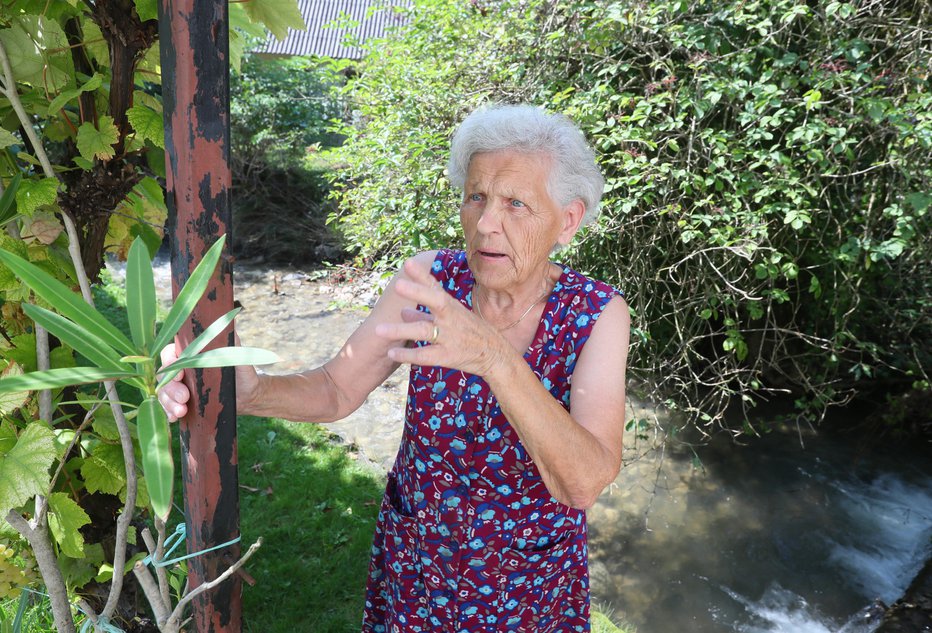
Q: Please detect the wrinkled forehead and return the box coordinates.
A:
[464,150,554,190]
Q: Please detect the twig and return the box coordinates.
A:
[163,538,263,632]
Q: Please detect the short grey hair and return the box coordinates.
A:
[447,104,605,227]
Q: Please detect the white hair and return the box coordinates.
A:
[447,104,604,227]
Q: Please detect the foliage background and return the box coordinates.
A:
[229,55,349,265]
[327,0,931,434]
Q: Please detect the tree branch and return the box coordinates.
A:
[163,538,263,632]
[5,510,77,633]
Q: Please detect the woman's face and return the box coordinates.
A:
[459,150,583,292]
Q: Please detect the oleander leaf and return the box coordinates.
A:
[156,346,279,391]
[21,304,129,372]
[151,235,227,354]
[0,367,134,393]
[137,396,172,519]
[126,237,157,351]
[0,248,135,354]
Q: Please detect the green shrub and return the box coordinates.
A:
[329,0,931,433]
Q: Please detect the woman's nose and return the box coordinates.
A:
[476,203,502,235]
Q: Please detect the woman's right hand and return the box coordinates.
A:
[158,335,262,421]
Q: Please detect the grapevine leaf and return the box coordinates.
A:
[0,422,55,516]
[0,128,19,149]
[242,0,306,41]
[137,396,172,519]
[15,177,59,217]
[81,443,126,496]
[48,492,91,558]
[76,116,120,161]
[134,0,158,22]
[0,362,30,415]
[126,105,164,149]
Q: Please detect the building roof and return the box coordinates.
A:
[254,0,409,60]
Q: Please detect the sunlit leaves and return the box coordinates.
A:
[0,16,75,93]
[242,0,306,41]
[76,116,120,161]
[0,423,55,516]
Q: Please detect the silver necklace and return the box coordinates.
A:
[473,283,551,331]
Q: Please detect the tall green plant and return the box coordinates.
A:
[0,235,276,519]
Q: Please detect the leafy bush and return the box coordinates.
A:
[329,0,931,433]
[230,55,349,264]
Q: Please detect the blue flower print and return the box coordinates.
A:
[362,250,621,632]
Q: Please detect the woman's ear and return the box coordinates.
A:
[556,199,587,246]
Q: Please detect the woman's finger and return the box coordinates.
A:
[401,307,433,323]
[375,320,437,344]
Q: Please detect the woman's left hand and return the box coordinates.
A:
[374,258,507,376]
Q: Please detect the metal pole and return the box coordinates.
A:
[158,0,241,630]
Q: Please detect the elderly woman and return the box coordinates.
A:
[160,104,630,632]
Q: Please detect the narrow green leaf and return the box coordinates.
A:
[177,308,241,361]
[0,422,56,515]
[0,367,135,393]
[0,249,135,354]
[0,173,22,224]
[22,304,129,372]
[126,237,157,352]
[156,346,279,392]
[151,235,227,354]
[137,396,173,520]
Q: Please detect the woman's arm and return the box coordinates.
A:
[159,251,439,423]
[376,259,630,509]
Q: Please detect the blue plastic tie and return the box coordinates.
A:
[143,522,242,568]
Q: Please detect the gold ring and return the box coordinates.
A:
[431,325,440,344]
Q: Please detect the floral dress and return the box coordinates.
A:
[362,249,621,633]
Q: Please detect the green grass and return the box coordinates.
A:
[238,416,384,632]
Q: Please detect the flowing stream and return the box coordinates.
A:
[587,419,932,633]
[126,257,931,633]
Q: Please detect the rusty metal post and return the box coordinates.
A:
[158,0,241,630]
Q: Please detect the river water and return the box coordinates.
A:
[129,258,932,633]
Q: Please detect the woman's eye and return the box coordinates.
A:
[510,199,526,208]
[468,193,483,202]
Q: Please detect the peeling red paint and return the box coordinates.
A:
[159,0,241,630]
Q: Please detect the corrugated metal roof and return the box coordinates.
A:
[254,0,410,60]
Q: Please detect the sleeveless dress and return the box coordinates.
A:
[362,249,621,633]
